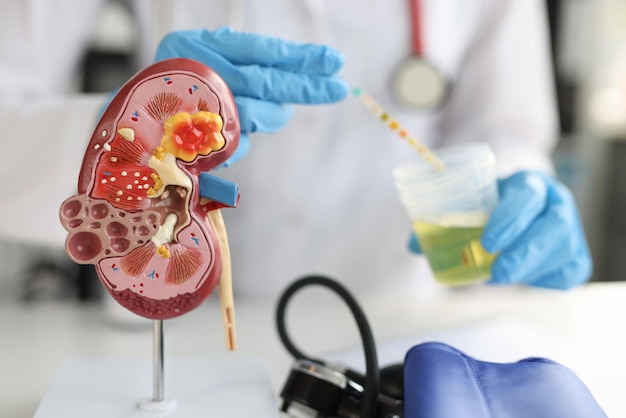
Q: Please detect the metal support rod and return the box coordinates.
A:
[153,319,165,402]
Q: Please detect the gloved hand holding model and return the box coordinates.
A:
[155,27,349,165]
[481,171,592,290]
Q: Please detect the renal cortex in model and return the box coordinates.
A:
[59,58,240,348]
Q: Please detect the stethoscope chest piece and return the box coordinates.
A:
[392,56,448,110]
[392,0,450,110]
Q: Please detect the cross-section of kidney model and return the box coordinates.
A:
[59,58,240,349]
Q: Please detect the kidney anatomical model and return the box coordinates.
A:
[59,59,240,344]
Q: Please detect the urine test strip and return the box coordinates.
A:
[352,86,445,170]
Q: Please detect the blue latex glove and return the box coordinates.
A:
[407,233,422,254]
[482,171,592,290]
[155,26,349,166]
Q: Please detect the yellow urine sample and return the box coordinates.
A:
[413,220,497,286]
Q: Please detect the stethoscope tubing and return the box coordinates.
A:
[409,0,424,57]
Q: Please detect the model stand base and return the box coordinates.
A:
[34,357,279,417]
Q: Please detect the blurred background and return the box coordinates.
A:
[1,0,626,304]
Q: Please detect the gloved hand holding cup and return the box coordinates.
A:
[393,143,499,286]
[482,171,592,290]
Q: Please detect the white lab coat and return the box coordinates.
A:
[0,0,557,298]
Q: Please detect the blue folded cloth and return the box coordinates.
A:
[403,342,606,418]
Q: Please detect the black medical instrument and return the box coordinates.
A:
[276,275,404,418]
[391,0,449,110]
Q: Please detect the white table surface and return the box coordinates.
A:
[2,281,626,417]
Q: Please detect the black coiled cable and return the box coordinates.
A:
[275,275,380,418]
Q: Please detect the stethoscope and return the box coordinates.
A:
[391,0,449,110]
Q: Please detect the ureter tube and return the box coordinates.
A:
[351,86,445,171]
[207,209,237,350]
